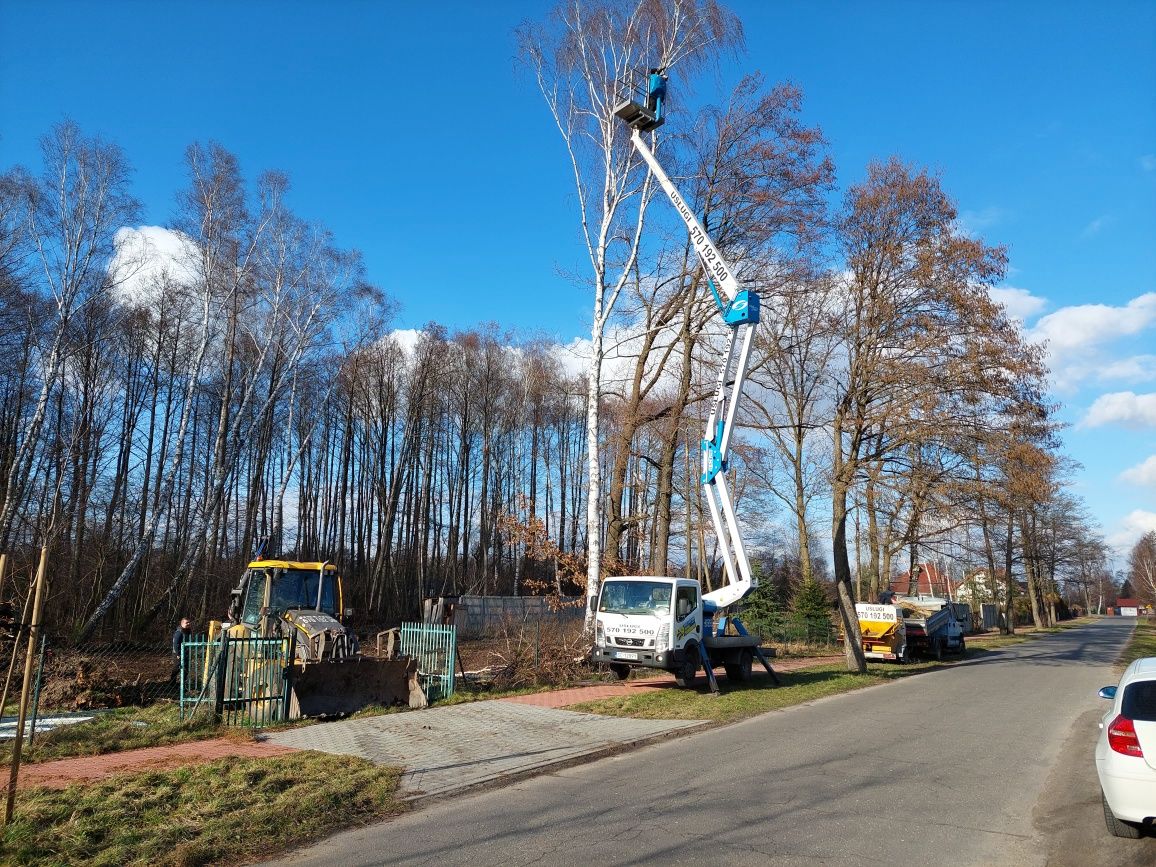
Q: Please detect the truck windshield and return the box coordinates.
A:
[598,580,672,615]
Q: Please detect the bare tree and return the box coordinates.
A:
[0,122,140,550]
[520,0,742,627]
[830,158,1032,672]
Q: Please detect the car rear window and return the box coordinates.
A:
[1122,680,1156,722]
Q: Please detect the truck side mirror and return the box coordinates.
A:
[677,598,690,619]
[588,596,598,614]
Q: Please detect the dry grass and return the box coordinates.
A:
[0,752,405,866]
[1120,619,1156,665]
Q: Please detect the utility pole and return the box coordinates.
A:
[4,545,48,826]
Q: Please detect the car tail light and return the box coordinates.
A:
[1107,714,1145,757]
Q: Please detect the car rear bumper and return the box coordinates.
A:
[1098,759,1156,823]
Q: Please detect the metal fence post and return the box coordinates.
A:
[213,632,230,719]
[282,629,297,721]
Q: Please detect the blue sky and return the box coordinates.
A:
[2,0,1154,558]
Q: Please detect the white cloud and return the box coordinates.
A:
[1029,292,1156,355]
[1121,455,1156,487]
[1082,391,1156,429]
[108,225,200,309]
[1107,509,1156,551]
[1141,154,1156,173]
[988,285,1046,322]
[1096,355,1156,384]
[390,328,423,356]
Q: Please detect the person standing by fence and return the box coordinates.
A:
[170,617,191,681]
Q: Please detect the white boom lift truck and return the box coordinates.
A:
[589,70,779,694]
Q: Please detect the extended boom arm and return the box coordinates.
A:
[623,97,760,611]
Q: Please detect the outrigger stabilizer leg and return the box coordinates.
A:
[697,642,720,695]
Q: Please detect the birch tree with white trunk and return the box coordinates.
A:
[520,0,742,628]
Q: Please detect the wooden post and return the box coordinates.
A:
[0,553,8,602]
[0,587,35,719]
[4,545,48,826]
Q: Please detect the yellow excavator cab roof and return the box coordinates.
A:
[246,559,338,571]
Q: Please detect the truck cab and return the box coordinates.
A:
[591,575,765,687]
[591,576,701,680]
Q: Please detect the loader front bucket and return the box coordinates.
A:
[287,656,427,718]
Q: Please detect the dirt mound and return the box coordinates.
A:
[37,648,175,711]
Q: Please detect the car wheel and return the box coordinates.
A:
[675,645,698,687]
[1102,790,1142,839]
[724,649,754,683]
[609,663,630,681]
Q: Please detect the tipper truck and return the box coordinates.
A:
[852,597,965,662]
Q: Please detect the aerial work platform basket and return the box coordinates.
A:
[613,68,668,132]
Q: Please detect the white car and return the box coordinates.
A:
[1096,656,1156,838]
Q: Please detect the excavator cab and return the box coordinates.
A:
[613,68,667,132]
[231,563,341,629]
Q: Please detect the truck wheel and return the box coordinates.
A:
[609,663,630,681]
[956,636,966,656]
[675,645,698,688]
[933,639,944,661]
[724,649,753,683]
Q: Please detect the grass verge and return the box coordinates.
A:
[1118,619,1156,666]
[568,659,950,723]
[0,751,406,867]
[0,703,233,765]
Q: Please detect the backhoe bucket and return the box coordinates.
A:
[287,656,426,718]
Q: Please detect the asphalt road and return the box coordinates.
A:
[272,619,1153,866]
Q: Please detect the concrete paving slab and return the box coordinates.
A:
[264,702,705,801]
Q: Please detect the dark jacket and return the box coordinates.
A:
[172,625,190,656]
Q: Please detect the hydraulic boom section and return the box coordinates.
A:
[619,71,760,611]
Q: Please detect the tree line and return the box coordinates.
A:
[0,1,1115,658]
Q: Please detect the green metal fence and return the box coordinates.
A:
[400,622,456,702]
[180,635,291,726]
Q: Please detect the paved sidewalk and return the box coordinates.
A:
[264,701,705,801]
[15,737,297,789]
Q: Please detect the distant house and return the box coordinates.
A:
[889,562,960,599]
[1116,597,1141,617]
[954,569,1029,605]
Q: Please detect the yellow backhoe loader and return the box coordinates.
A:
[207,559,425,716]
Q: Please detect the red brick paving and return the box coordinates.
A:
[9,737,298,790]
